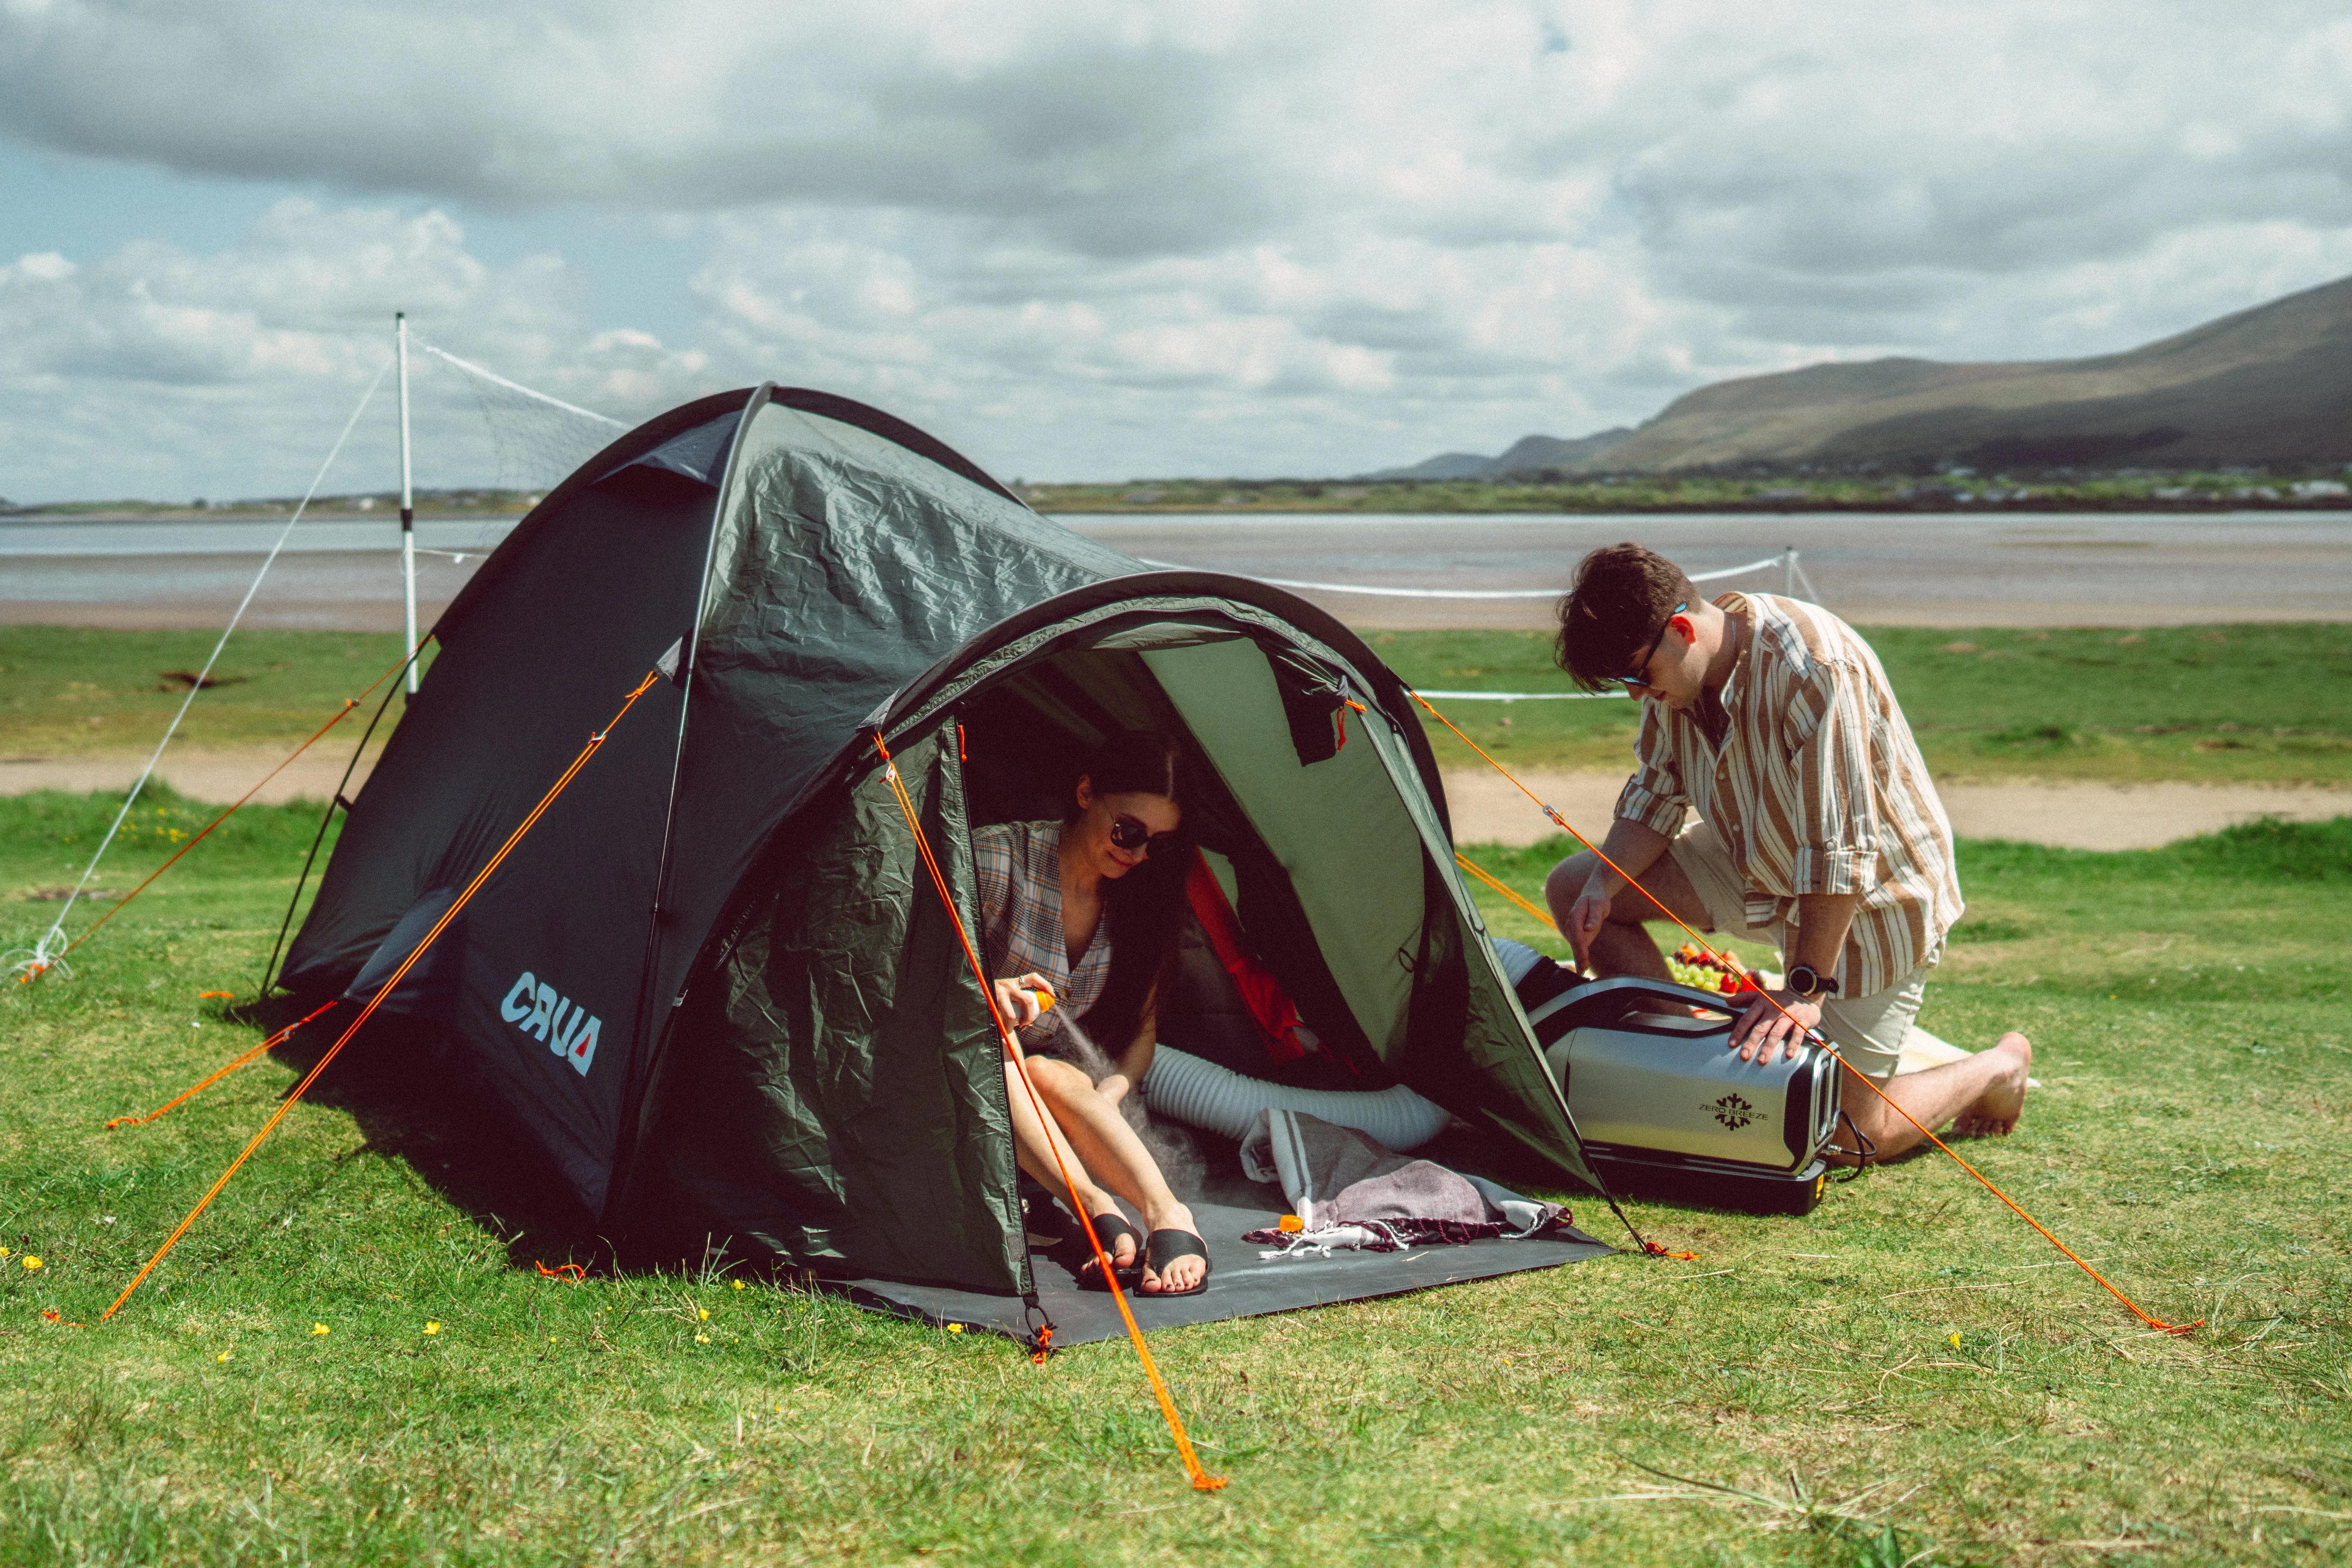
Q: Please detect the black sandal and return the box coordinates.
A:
[1074,1212,1143,1290]
[1140,1229,1212,1297]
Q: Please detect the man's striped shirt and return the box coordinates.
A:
[1614,592,1962,997]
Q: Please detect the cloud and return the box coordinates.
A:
[0,199,715,500]
[5,0,2352,490]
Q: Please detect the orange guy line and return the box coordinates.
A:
[25,641,428,984]
[103,667,662,1322]
[1413,688,2198,1336]
[874,731,1225,1492]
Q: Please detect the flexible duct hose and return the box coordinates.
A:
[1141,1046,1454,1151]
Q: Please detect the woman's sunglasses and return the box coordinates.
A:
[1108,814,1184,858]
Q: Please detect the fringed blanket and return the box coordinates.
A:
[1237,1109,1570,1255]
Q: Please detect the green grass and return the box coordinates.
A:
[1373,622,2352,784]
[3,790,2349,1564]
[9,624,2349,786]
[0,627,433,759]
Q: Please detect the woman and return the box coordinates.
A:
[972,730,1209,1296]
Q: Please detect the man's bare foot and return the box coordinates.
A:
[1138,1201,1206,1294]
[1951,1032,2032,1137]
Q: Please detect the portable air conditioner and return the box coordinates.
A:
[1524,976,1843,1215]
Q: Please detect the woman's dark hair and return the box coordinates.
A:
[1067,730,1189,1050]
[1554,542,1698,691]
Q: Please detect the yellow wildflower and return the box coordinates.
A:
[731,1279,745,1290]
[423,1322,441,1336]
[694,1333,710,1344]
[697,1307,710,1321]
[22,1256,42,1271]
[311,1323,330,1336]
[947,1323,965,1334]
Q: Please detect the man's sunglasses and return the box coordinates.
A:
[1615,601,1688,690]
[1109,814,1184,858]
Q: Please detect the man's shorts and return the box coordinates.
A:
[1666,820,1924,1080]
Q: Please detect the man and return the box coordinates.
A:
[1543,543,2029,1159]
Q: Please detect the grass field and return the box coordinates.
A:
[0,627,437,760]
[6,623,2347,787]
[1374,623,2352,785]
[2,786,2348,1565]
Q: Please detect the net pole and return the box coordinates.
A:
[1783,546,1795,597]
[397,312,418,697]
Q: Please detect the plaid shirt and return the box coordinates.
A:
[971,819,1111,1046]
[1614,592,1962,997]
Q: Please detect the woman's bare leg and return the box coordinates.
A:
[1002,1056,1136,1271]
[1025,1058,1205,1294]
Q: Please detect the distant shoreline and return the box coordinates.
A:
[1035,496,2352,516]
[9,497,2352,524]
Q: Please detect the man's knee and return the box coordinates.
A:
[1545,851,1597,907]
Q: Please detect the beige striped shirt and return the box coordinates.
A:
[1614,592,1962,997]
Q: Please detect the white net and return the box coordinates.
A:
[412,340,630,505]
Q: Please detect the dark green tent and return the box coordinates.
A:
[280,383,1602,1307]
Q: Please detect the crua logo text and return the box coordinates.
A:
[500,971,600,1076]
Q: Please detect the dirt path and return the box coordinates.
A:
[0,748,379,807]
[5,748,2343,849]
[1441,769,2350,850]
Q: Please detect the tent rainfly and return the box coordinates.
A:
[279,384,1605,1302]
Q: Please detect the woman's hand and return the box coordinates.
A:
[1096,1073,1131,1107]
[992,973,1054,1031]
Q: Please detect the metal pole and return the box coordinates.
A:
[1784,545,1796,597]
[397,312,418,695]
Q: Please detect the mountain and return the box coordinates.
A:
[1485,429,1636,473]
[1605,272,2352,472]
[1372,451,1494,480]
[1365,426,1633,480]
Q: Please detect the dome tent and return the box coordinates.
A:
[279,384,1604,1303]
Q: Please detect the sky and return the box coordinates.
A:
[3,0,2350,502]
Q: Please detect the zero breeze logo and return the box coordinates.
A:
[501,971,601,1076]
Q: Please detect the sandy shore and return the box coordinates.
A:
[4,746,2341,850]
[1442,769,2350,850]
[0,748,380,806]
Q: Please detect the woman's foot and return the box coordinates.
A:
[1081,1204,1140,1275]
[1951,1033,2032,1137]
[1137,1202,1206,1294]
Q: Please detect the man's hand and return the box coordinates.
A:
[1565,875,1616,971]
[1726,989,1824,1065]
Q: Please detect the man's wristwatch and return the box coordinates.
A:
[1786,964,1840,1000]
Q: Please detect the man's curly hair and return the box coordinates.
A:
[1554,543,1697,691]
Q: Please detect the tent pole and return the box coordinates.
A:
[605,381,777,1226]
[397,312,418,696]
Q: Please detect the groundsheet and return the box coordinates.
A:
[840,1178,1614,1346]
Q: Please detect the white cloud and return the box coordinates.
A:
[4,0,2352,491]
[0,199,714,500]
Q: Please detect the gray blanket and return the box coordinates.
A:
[1238,1109,1566,1252]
